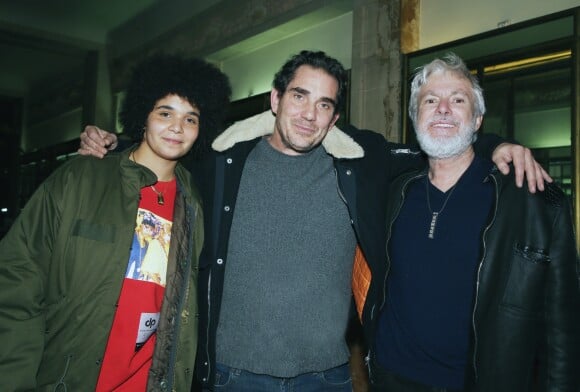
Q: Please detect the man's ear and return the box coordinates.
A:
[474,115,483,132]
[270,88,281,115]
[330,112,340,129]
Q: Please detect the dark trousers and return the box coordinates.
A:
[368,354,463,392]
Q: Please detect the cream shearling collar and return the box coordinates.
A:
[211,110,364,159]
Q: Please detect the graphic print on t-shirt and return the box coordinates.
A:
[96,180,176,391]
[126,209,172,287]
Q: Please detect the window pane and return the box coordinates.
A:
[513,68,571,149]
[514,68,572,195]
[483,79,511,139]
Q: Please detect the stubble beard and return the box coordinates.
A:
[275,120,323,155]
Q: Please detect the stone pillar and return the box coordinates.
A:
[350,0,402,141]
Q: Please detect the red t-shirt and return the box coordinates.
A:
[96,179,176,391]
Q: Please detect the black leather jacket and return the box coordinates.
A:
[361,166,580,391]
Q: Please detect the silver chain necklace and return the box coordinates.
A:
[426,178,458,239]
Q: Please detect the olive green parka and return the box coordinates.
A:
[0,149,203,391]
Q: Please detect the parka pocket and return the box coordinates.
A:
[72,219,116,242]
[500,243,549,318]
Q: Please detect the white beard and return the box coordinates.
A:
[416,118,478,159]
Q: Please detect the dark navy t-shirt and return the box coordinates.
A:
[375,157,494,389]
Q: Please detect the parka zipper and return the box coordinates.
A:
[203,270,212,382]
[164,200,197,390]
[470,173,499,381]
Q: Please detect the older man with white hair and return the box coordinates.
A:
[354,52,580,391]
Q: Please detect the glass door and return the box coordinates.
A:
[482,54,573,197]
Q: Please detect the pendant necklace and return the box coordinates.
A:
[130,151,165,205]
[150,184,165,205]
[426,177,458,239]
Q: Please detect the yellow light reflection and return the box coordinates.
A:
[483,50,571,74]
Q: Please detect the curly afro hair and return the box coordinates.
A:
[119,53,231,154]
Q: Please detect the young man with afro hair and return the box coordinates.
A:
[0,53,231,391]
